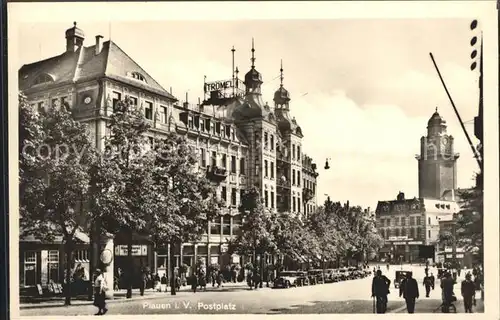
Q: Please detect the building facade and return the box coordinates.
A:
[18,23,319,289]
[375,110,460,263]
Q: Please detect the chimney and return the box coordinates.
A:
[95,35,103,55]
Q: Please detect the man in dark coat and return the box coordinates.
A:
[461,273,476,313]
[440,271,456,313]
[423,273,433,297]
[400,272,419,313]
[371,270,391,313]
[429,272,435,289]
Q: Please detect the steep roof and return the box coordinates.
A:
[19,41,176,101]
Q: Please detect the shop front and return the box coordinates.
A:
[385,237,425,264]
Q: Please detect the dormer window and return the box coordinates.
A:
[130,72,147,83]
[33,73,54,86]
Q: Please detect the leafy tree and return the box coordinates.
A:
[149,132,221,295]
[92,97,156,298]
[19,93,98,305]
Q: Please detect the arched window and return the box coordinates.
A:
[130,72,147,83]
[33,73,54,85]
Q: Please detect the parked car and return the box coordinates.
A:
[347,267,358,279]
[307,270,324,285]
[329,269,342,282]
[296,271,310,286]
[274,271,300,288]
[394,270,412,289]
[338,268,349,281]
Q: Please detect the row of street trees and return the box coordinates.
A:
[19,94,221,304]
[229,188,384,281]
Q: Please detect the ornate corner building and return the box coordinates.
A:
[18,23,319,290]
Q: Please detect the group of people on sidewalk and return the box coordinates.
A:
[371,263,483,314]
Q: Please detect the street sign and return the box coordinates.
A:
[114,245,148,256]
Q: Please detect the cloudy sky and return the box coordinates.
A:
[13,3,485,210]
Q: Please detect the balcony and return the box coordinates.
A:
[206,165,228,182]
[277,177,291,189]
[303,188,314,202]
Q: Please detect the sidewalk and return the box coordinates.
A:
[392,293,485,313]
[20,282,251,310]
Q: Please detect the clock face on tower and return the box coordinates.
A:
[440,136,451,154]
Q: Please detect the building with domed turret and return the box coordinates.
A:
[374,109,462,264]
[18,24,319,291]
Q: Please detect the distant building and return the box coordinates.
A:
[18,23,319,290]
[375,109,462,263]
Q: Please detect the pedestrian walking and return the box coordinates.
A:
[139,269,147,296]
[160,274,167,292]
[429,272,435,290]
[371,270,391,314]
[423,274,433,297]
[400,272,419,313]
[93,269,108,316]
[154,273,161,292]
[190,273,198,293]
[461,273,475,313]
[217,270,224,288]
[440,271,456,313]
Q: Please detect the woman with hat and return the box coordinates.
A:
[93,269,108,315]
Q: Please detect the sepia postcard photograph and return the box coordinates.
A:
[7,1,499,319]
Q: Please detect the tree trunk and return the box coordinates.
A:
[64,239,74,306]
[170,240,177,295]
[126,230,133,298]
[259,253,264,288]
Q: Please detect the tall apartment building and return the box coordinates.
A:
[18,23,319,289]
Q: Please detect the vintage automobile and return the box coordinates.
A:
[338,268,349,281]
[394,270,412,289]
[273,271,300,288]
[296,271,310,286]
[347,267,359,279]
[307,269,325,285]
[326,269,341,283]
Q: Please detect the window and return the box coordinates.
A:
[401,217,406,226]
[220,125,225,138]
[51,98,59,108]
[416,227,422,239]
[231,188,237,206]
[131,72,147,82]
[37,102,44,113]
[395,217,400,226]
[428,217,431,225]
[221,186,227,202]
[292,197,296,212]
[264,132,268,149]
[416,217,421,225]
[271,192,275,209]
[188,116,194,129]
[200,148,206,167]
[231,156,237,173]
[410,228,415,239]
[48,250,59,283]
[298,198,301,212]
[144,101,153,120]
[270,162,274,179]
[264,160,268,177]
[200,118,205,131]
[240,158,245,175]
[264,191,269,208]
[61,96,69,109]
[24,251,37,286]
[159,106,167,123]
[297,146,301,160]
[211,151,217,167]
[210,218,221,235]
[232,215,242,234]
[222,216,231,236]
[129,96,138,106]
[303,179,306,189]
[34,73,53,85]
[410,216,415,225]
[292,169,296,185]
[292,144,296,160]
[112,92,121,111]
[428,230,431,238]
[211,122,216,134]
[221,154,227,168]
[270,135,274,151]
[401,228,406,236]
[240,190,244,204]
[297,172,301,186]
[74,250,89,262]
[395,228,400,237]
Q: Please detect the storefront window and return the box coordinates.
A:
[24,251,37,286]
[48,250,59,283]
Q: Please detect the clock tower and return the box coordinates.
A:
[416,108,459,199]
